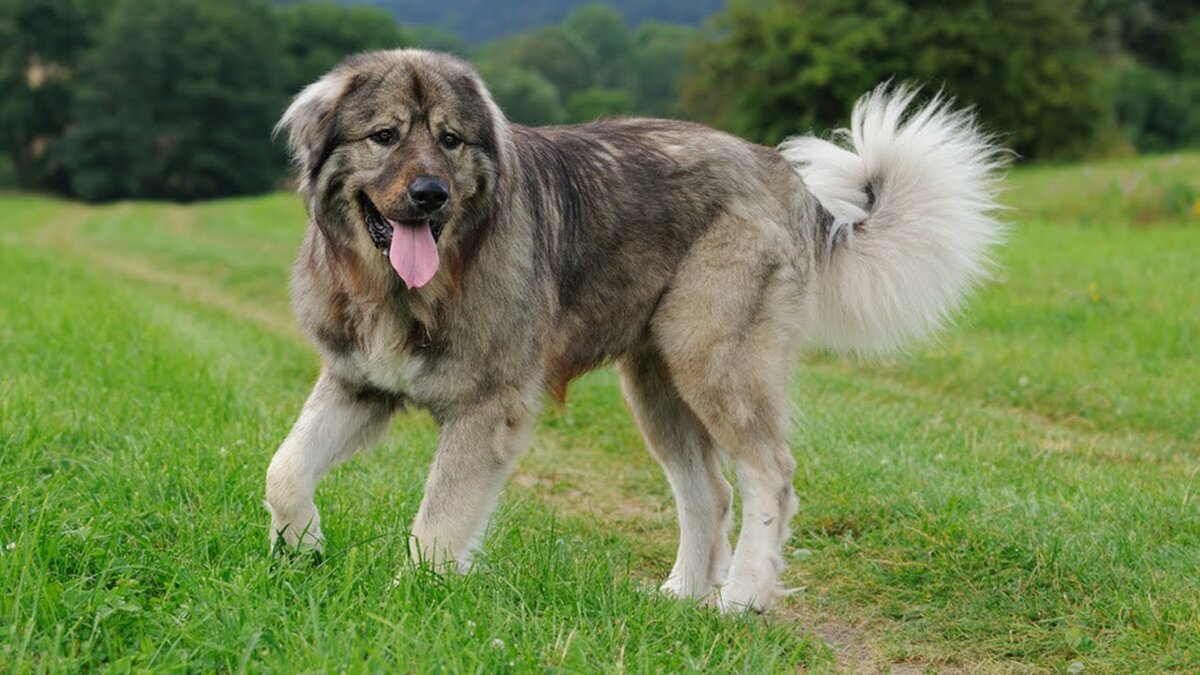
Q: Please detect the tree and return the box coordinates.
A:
[563,4,636,91]
[337,0,722,44]
[1083,0,1200,151]
[62,0,286,201]
[1112,59,1200,153]
[682,0,1114,159]
[631,21,697,117]
[407,24,470,56]
[0,0,106,189]
[480,26,597,102]
[566,88,634,122]
[276,3,410,98]
[481,67,564,126]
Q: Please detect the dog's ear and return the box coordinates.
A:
[466,73,516,187]
[275,71,359,193]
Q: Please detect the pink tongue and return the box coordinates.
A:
[387,220,439,289]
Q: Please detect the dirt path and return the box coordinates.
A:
[17,206,306,343]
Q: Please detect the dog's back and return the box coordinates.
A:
[509,119,816,399]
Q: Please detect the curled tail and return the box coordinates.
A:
[781,85,1007,354]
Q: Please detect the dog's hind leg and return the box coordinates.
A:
[652,216,804,613]
[265,372,398,554]
[618,347,733,601]
[408,387,539,571]
[662,312,800,613]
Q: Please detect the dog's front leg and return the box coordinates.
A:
[265,371,396,554]
[409,392,535,571]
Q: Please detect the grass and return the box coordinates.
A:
[1,153,1197,672]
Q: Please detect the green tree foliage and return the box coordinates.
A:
[632,21,696,117]
[563,4,636,91]
[683,0,1114,159]
[0,0,105,189]
[1085,0,1200,152]
[62,0,286,201]
[1112,60,1200,153]
[476,5,695,124]
[481,26,597,102]
[0,0,705,195]
[566,88,634,122]
[407,25,471,56]
[344,0,721,44]
[482,67,565,126]
[277,3,411,97]
[1085,0,1199,72]
[7,0,1190,200]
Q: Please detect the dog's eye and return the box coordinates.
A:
[440,132,462,149]
[369,128,397,146]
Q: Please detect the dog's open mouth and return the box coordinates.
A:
[358,193,444,289]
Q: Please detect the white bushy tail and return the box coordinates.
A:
[780,85,1007,354]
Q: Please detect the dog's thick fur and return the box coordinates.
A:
[266,49,1004,611]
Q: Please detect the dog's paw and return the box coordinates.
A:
[270,527,324,562]
[659,575,716,602]
[265,500,324,559]
[716,575,779,614]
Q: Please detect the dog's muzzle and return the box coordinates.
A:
[359,192,446,255]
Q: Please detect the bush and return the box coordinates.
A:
[1113,62,1200,154]
[683,0,1116,159]
[62,0,286,201]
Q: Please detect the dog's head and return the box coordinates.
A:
[277,50,512,289]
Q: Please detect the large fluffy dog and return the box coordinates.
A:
[267,49,1003,611]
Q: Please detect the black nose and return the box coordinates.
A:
[408,176,448,213]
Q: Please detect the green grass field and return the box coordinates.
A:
[2,154,1198,672]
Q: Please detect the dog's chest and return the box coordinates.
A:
[330,316,427,395]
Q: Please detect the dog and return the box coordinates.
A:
[266,49,1004,612]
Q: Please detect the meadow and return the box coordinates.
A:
[1,154,1197,672]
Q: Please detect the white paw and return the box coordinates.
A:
[659,574,716,601]
[265,500,324,556]
[717,575,779,614]
[407,533,470,572]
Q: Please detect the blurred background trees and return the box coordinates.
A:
[477,3,690,126]
[277,3,412,96]
[0,0,106,191]
[1088,0,1200,152]
[0,0,1196,201]
[62,0,286,201]
[683,0,1116,158]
